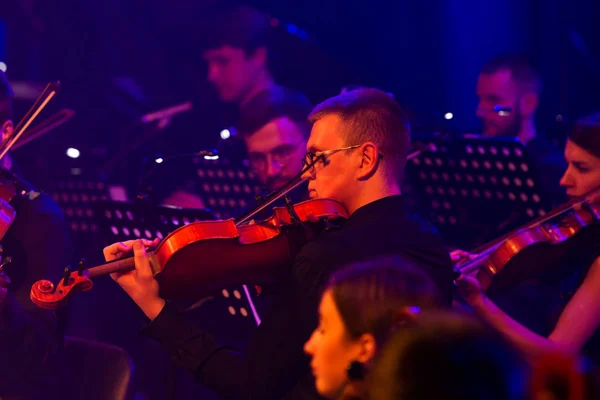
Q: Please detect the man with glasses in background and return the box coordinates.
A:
[102,88,454,399]
[476,53,566,205]
[239,86,312,197]
[162,5,313,209]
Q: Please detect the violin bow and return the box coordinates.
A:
[0,81,60,162]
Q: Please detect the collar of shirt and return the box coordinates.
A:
[344,195,405,228]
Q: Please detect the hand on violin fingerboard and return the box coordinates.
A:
[450,249,478,265]
[103,238,159,262]
[455,274,484,308]
[103,239,165,320]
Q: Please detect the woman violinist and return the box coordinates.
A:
[456,114,600,366]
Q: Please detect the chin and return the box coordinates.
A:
[216,90,237,103]
[317,384,338,400]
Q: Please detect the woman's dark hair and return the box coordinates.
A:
[368,311,527,400]
[569,113,600,159]
[326,256,441,346]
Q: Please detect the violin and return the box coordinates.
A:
[0,82,60,240]
[0,168,40,240]
[30,198,348,309]
[30,151,350,310]
[29,133,437,310]
[457,186,600,292]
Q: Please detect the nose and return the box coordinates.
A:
[266,155,282,178]
[559,167,573,188]
[476,103,486,118]
[304,332,315,355]
[301,164,315,181]
[207,64,219,83]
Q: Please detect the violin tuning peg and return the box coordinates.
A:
[0,245,4,254]
[77,258,86,276]
[62,266,72,286]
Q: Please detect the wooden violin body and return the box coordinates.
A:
[31,198,349,309]
[459,188,600,291]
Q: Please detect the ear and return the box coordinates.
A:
[1,120,13,144]
[520,92,538,118]
[355,333,377,364]
[250,47,268,68]
[356,142,381,180]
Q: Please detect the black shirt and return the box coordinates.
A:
[142,195,453,400]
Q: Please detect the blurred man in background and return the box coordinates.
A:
[163,5,312,208]
[476,54,566,205]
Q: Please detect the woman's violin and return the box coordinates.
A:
[30,154,350,310]
[457,186,600,291]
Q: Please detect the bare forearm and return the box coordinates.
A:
[472,296,572,360]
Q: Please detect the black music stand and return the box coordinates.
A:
[190,156,264,219]
[47,180,129,234]
[93,200,264,328]
[45,179,130,263]
[404,135,553,249]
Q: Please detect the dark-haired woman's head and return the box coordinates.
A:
[560,113,600,198]
[369,311,527,400]
[303,256,441,399]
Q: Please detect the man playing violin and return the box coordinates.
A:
[0,71,73,396]
[456,114,600,382]
[104,88,454,399]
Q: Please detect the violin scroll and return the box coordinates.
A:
[30,270,94,310]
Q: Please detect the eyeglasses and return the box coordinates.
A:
[478,105,513,117]
[301,144,363,173]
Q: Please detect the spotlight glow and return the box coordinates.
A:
[204,155,219,161]
[0,62,6,73]
[66,148,80,159]
[444,112,453,120]
[220,129,231,140]
[155,157,164,164]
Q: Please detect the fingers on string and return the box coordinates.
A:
[133,240,153,279]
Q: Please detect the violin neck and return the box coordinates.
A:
[86,252,160,278]
[87,257,136,278]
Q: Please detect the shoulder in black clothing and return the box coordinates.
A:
[293,195,454,304]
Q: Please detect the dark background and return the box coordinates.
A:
[1,0,599,190]
[1,1,599,398]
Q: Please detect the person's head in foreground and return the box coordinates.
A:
[303,257,441,399]
[368,311,527,400]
